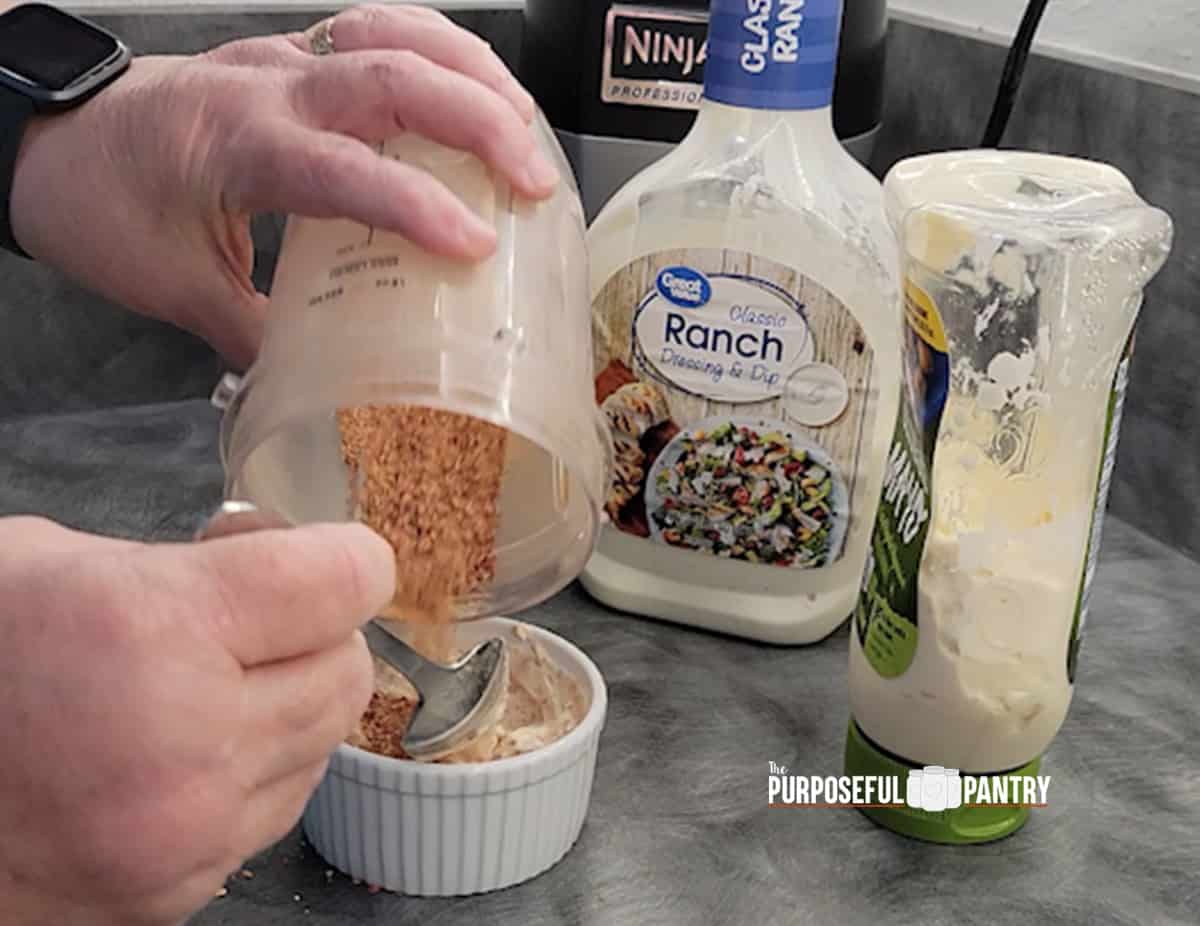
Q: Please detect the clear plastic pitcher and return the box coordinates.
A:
[845,150,1172,844]
[213,114,612,620]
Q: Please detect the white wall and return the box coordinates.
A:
[890,0,1199,94]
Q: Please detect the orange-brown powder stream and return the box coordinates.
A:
[337,405,507,662]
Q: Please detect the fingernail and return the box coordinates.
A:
[522,153,559,195]
[516,87,537,122]
[458,210,497,257]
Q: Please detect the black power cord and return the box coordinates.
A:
[980,0,1052,148]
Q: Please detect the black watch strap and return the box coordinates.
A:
[0,87,36,260]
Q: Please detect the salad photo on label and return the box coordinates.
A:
[646,418,849,567]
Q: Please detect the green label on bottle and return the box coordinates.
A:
[854,282,948,678]
[1067,329,1135,683]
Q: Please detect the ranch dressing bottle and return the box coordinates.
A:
[584,0,899,642]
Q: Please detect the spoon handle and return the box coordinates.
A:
[194,499,292,539]
[362,620,433,694]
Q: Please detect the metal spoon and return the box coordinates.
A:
[361,620,507,759]
[195,500,509,760]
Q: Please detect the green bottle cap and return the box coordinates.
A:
[843,719,1041,845]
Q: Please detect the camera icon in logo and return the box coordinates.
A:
[905,766,963,812]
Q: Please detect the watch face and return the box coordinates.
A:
[0,4,120,91]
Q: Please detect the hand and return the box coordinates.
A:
[9,4,557,369]
[0,516,395,925]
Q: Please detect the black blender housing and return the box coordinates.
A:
[520,0,888,149]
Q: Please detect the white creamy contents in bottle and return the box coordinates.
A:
[851,388,1101,772]
[849,150,1171,775]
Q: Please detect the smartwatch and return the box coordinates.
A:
[0,3,130,259]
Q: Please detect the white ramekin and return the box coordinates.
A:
[302,617,607,896]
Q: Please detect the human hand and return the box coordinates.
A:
[0,515,395,925]
[9,4,557,369]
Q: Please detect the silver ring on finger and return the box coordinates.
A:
[307,18,336,56]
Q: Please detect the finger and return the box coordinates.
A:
[193,218,268,370]
[302,5,536,122]
[160,521,395,667]
[239,630,373,788]
[226,120,497,260]
[293,50,558,199]
[196,288,266,373]
[0,515,142,561]
[236,758,331,860]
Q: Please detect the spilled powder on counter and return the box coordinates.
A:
[348,624,588,763]
[336,404,507,660]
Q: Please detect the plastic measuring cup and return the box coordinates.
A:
[845,150,1172,843]
[214,113,611,620]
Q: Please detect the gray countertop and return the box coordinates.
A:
[2,398,1197,926]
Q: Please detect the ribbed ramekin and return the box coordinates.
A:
[302,618,607,896]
